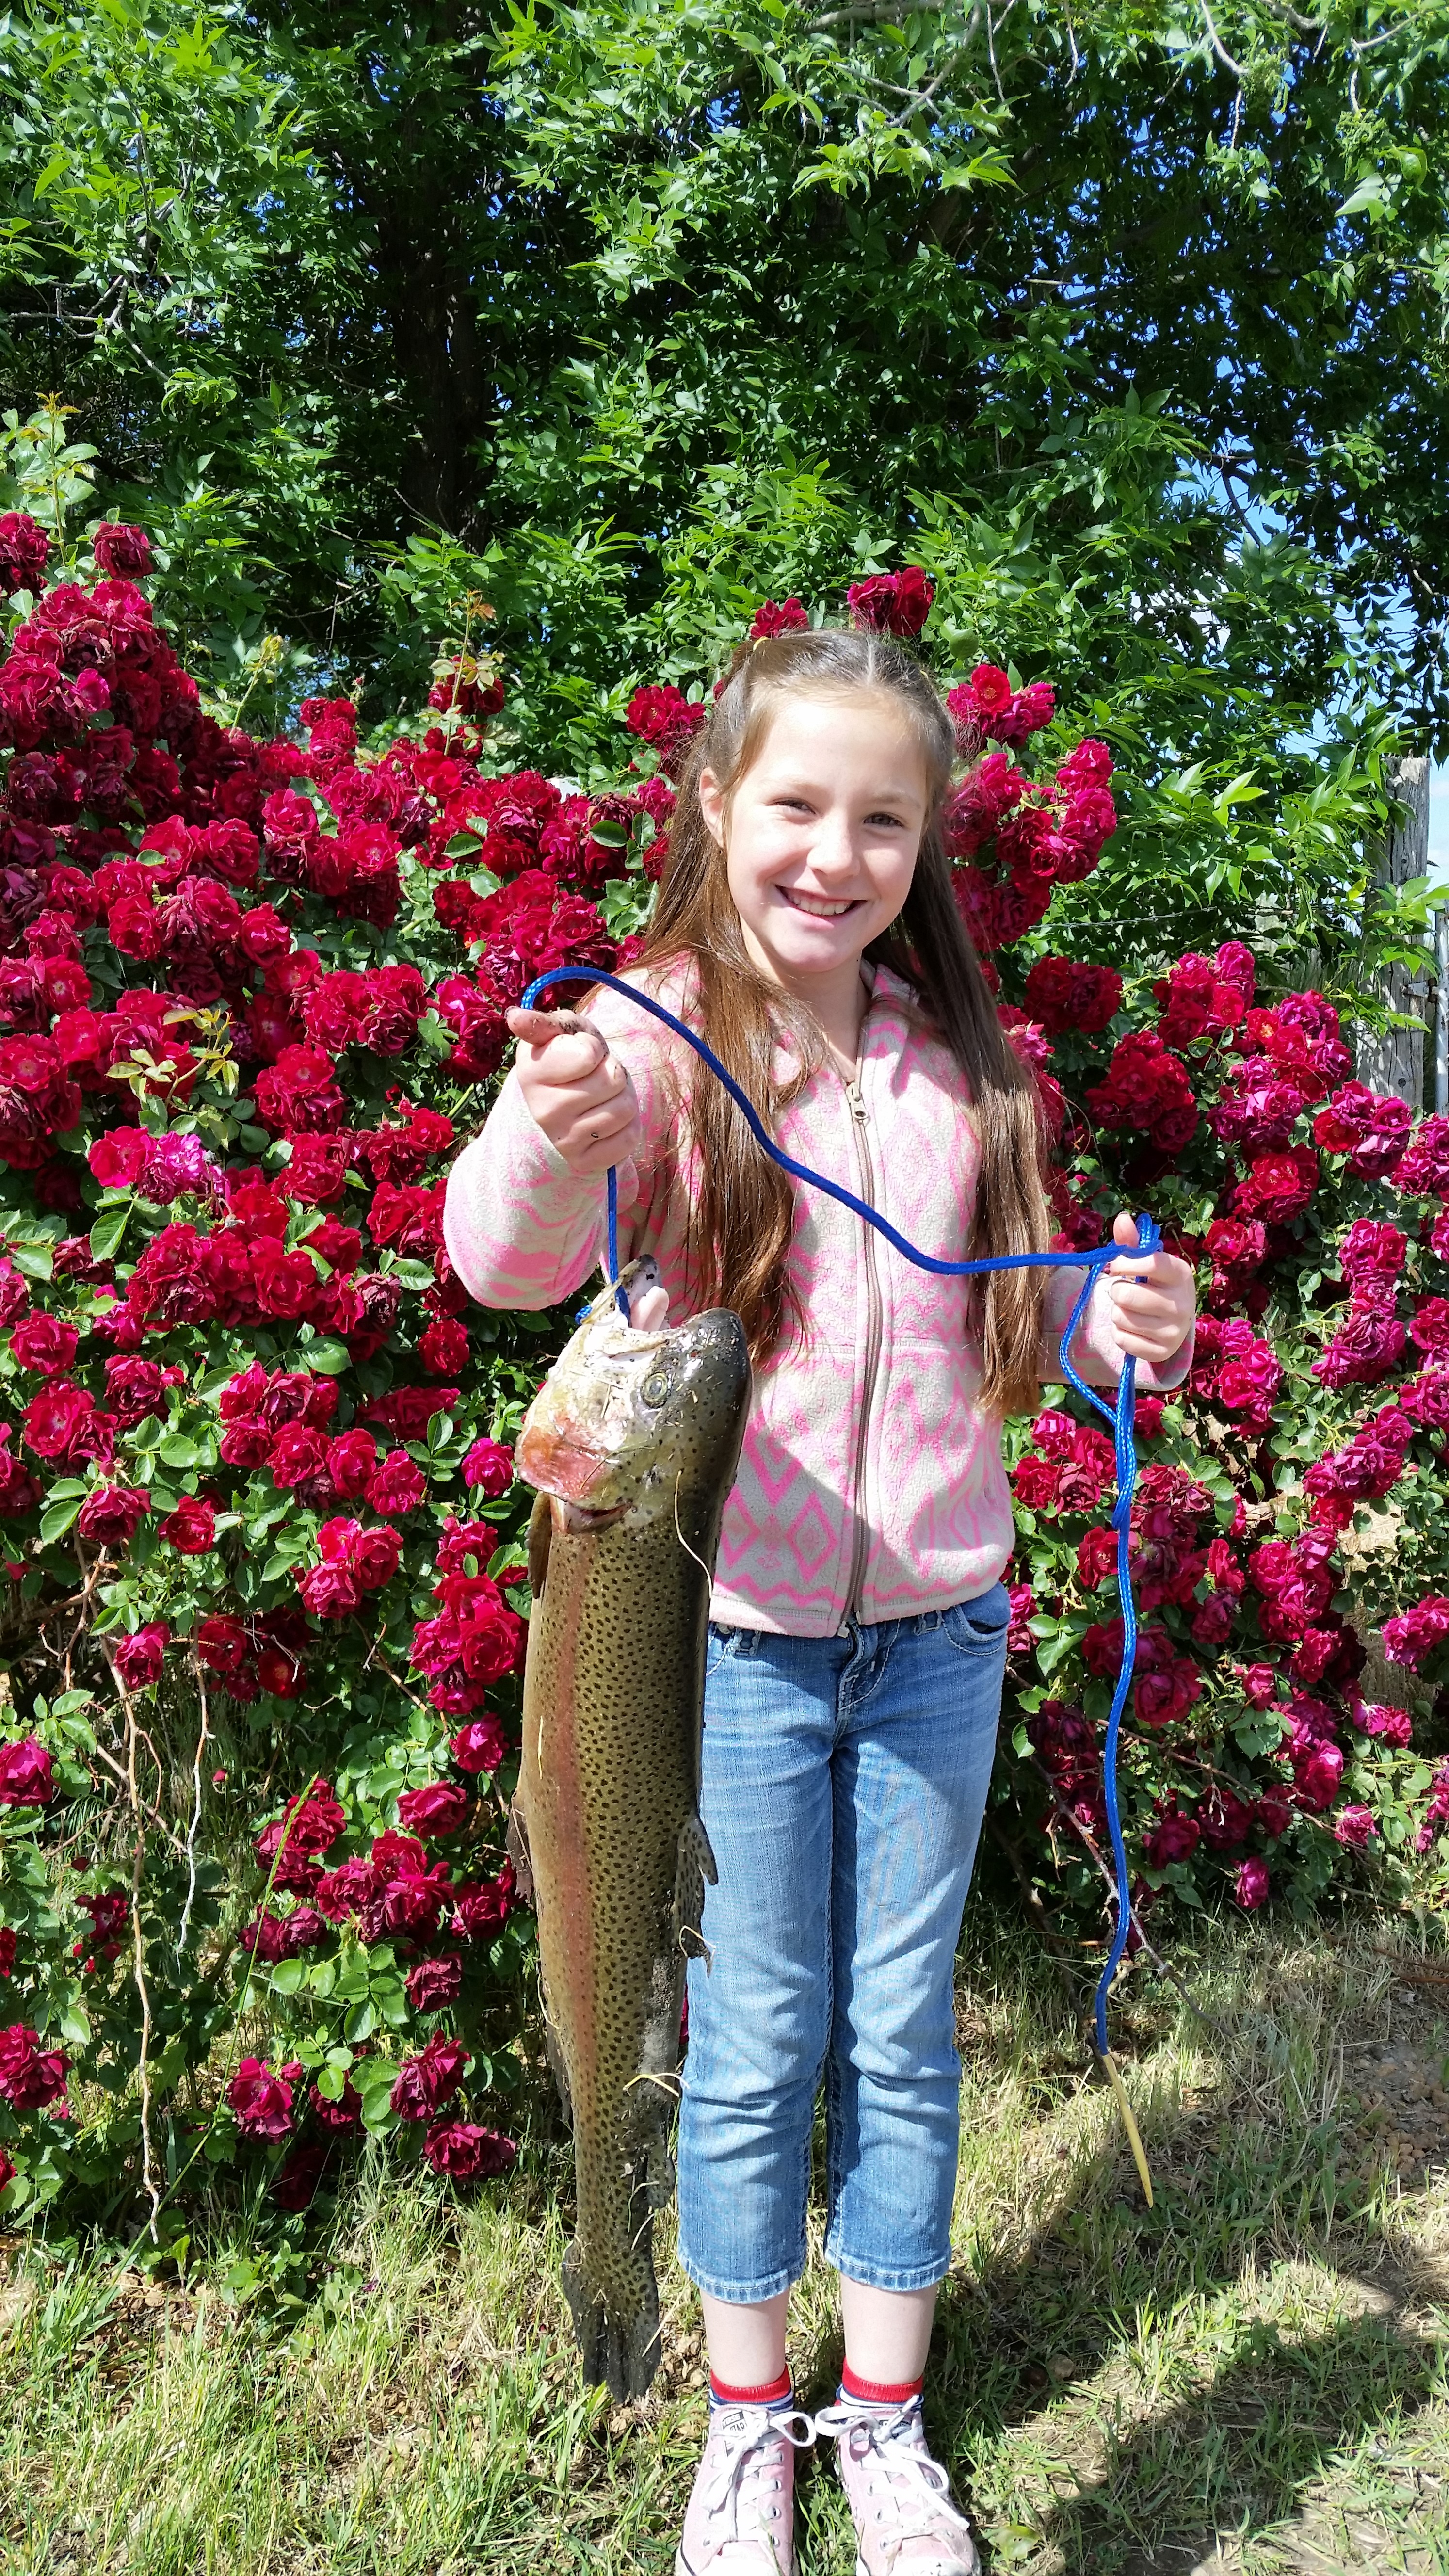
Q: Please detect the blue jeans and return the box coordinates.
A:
[676,1588,1008,2302]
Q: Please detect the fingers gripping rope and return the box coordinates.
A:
[520,968,1160,2181]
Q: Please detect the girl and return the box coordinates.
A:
[443,628,1195,2576]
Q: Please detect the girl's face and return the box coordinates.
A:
[699,692,930,999]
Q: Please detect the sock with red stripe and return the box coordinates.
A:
[708,2366,793,2411]
[838,2359,925,2409]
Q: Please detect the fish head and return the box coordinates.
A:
[517,1265,751,1514]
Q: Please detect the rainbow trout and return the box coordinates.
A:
[511,1261,751,2400]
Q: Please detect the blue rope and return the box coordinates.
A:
[521,966,1162,2061]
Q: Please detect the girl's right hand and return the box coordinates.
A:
[507,1006,645,1181]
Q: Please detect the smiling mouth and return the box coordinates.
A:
[779,888,862,918]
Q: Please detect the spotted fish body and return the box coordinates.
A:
[513,1265,751,2400]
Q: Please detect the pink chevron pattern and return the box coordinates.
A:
[443,966,1193,1638]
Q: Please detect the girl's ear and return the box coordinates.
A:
[697,766,727,848]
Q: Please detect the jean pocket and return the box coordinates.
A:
[941,1587,1011,1655]
[705,1623,741,1684]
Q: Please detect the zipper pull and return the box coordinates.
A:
[845,1079,867,1121]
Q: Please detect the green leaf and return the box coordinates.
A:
[306,1340,351,1375]
[88,1203,130,1262]
[157,1437,200,1468]
[269,1958,306,1994]
[39,1498,82,1542]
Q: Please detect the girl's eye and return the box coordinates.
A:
[866,810,906,829]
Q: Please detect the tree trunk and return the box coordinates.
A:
[1356,754,1431,1107]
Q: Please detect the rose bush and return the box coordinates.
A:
[0,531,1441,2245]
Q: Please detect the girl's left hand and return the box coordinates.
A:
[1105,1211,1196,1366]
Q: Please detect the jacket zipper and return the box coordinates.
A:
[843,1074,882,1628]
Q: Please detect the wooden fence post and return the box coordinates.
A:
[1356,754,1432,1107]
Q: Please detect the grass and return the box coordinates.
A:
[1,1912,1446,2574]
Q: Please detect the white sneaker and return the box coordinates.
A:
[813,2397,979,2575]
[675,2400,815,2574]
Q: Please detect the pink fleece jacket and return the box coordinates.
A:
[443,964,1193,1637]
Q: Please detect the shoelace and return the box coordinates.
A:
[698,2405,817,2550]
[811,2401,973,2550]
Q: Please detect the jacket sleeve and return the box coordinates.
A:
[1042,1265,1195,1395]
[441,981,683,1312]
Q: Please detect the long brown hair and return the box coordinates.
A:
[640,626,1053,1416]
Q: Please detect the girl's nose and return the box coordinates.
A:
[804,810,859,879]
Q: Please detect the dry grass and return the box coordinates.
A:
[0,1912,1446,2574]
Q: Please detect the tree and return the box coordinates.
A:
[3,1,1448,795]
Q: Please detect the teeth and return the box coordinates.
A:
[784,890,856,917]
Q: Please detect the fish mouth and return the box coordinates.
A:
[514,1422,618,1505]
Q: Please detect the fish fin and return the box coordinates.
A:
[645,2140,676,2209]
[504,1792,535,1907]
[527,1490,553,1601]
[671,1810,718,1964]
[563,2230,661,2402]
[541,2012,573,2127]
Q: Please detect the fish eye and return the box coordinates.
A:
[640,1369,672,1408]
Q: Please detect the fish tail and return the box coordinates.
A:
[563,2200,661,2400]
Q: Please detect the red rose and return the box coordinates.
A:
[0,1736,54,1806]
[461,1437,513,1497]
[77,1482,150,1547]
[258,1643,306,1698]
[92,523,152,578]
[354,1522,403,1589]
[422,2118,516,2180]
[452,1861,515,1940]
[1234,1857,1271,1910]
[365,1384,453,1440]
[255,1781,345,1872]
[227,2056,294,2140]
[397,1780,470,1838]
[365,1450,427,1517]
[0,512,51,595]
[749,598,809,639]
[846,567,934,638]
[10,1313,79,1377]
[391,2034,469,2120]
[88,1128,152,1189]
[407,1953,464,2012]
[309,2075,363,2130]
[451,1714,510,1775]
[160,1494,214,1554]
[111,1622,169,1690]
[299,1561,360,1619]
[253,1043,345,1137]
[419,1316,469,1375]
[0,2022,67,2109]
[271,2140,332,2211]
[1021,955,1122,1038]
[324,1427,377,1497]
[1143,1807,1201,1869]
[1234,1145,1318,1224]
[195,1616,249,1681]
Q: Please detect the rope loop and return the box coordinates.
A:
[519,966,1163,2066]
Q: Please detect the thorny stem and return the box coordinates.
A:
[176,1663,211,1960]
[75,1533,163,2239]
[118,1773,322,2257]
